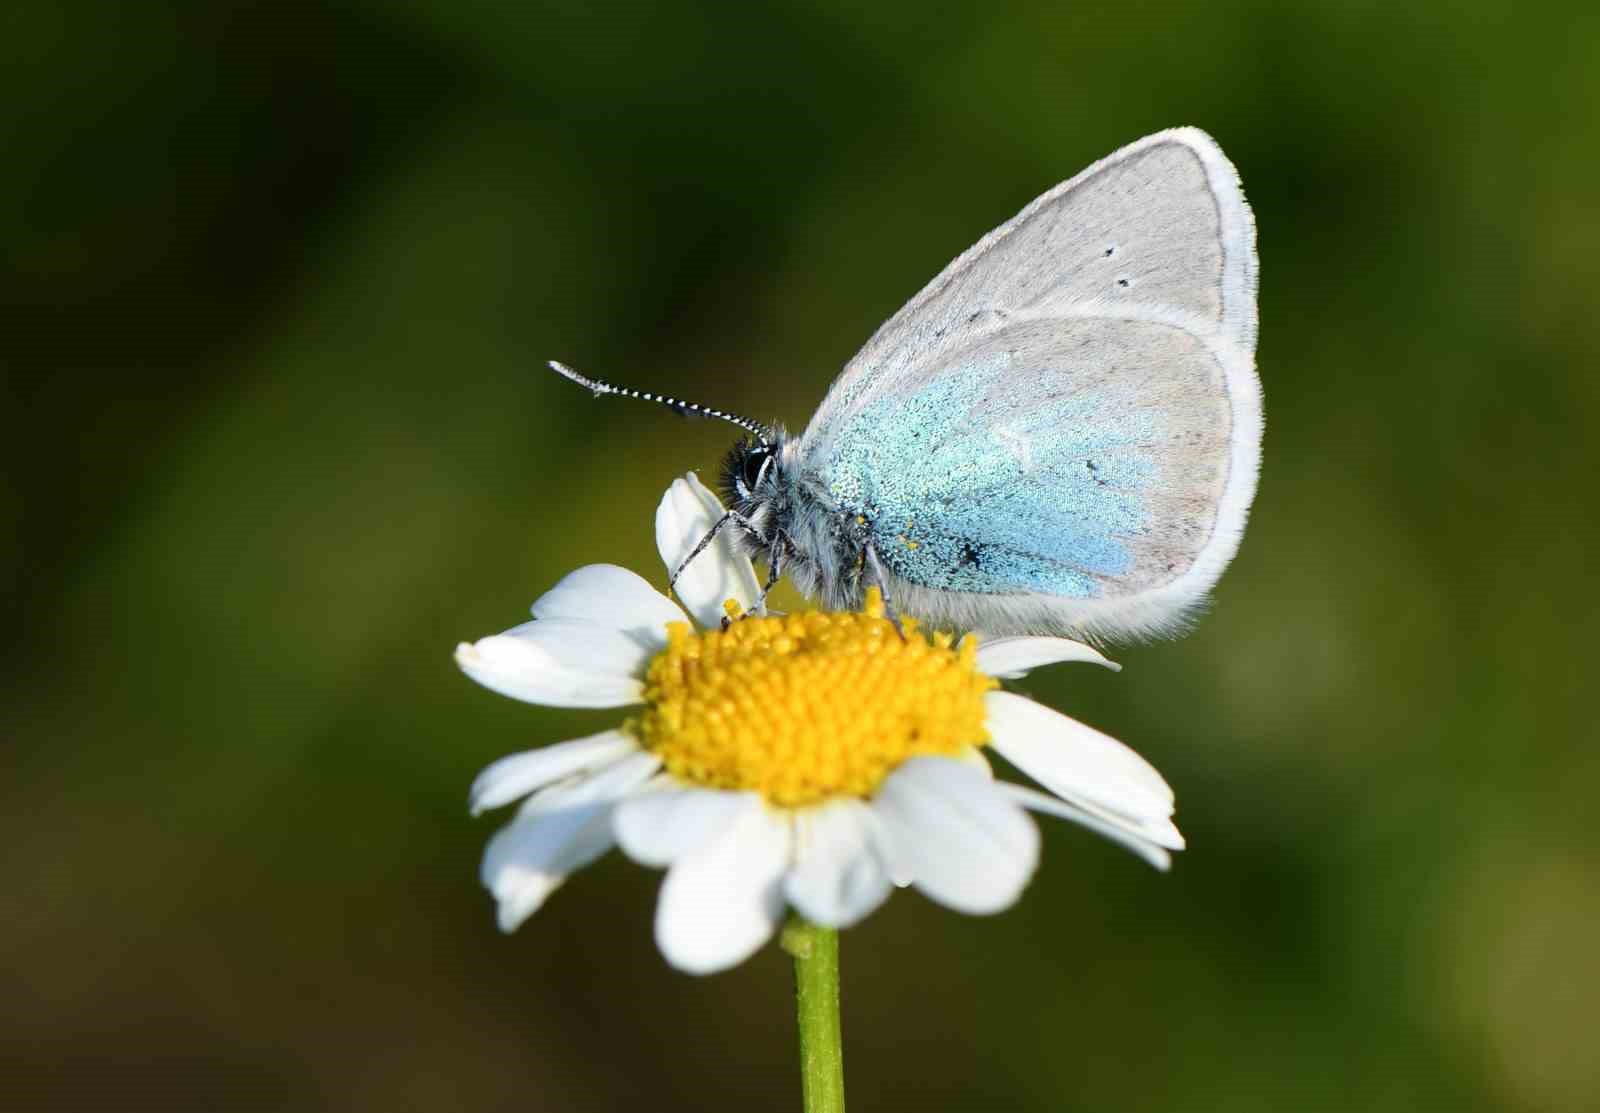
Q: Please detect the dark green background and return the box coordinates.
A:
[6,2,1596,1110]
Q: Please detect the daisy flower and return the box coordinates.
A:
[456,474,1184,975]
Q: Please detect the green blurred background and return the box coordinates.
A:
[5,1,1597,1109]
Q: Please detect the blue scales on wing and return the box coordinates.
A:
[819,359,1160,598]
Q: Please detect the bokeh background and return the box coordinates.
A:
[6,1,1598,1110]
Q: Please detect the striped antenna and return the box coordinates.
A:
[547,361,771,446]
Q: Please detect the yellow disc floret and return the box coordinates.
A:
[628,589,997,807]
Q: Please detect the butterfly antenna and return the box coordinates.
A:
[547,360,772,447]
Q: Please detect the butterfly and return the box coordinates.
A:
[553,127,1260,642]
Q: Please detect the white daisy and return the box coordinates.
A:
[457,474,1184,975]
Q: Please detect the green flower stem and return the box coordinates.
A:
[782,916,845,1113]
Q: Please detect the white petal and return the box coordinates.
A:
[531,564,687,652]
[500,618,653,679]
[516,750,663,816]
[480,805,612,931]
[654,474,761,629]
[1064,797,1185,850]
[480,752,661,931]
[984,691,1174,824]
[455,634,644,708]
[487,867,567,932]
[654,796,791,975]
[1066,790,1186,850]
[871,757,1039,915]
[785,799,893,928]
[976,635,1119,677]
[997,782,1175,871]
[613,783,749,867]
[470,730,638,815]
[954,745,993,776]
[860,804,913,888]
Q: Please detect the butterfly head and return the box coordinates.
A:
[719,431,790,540]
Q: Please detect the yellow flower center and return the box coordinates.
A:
[628,589,997,807]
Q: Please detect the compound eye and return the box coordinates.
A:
[741,446,771,492]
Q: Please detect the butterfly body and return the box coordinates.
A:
[715,127,1261,641]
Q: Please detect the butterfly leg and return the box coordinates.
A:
[723,538,786,629]
[751,539,787,615]
[672,510,781,629]
[669,509,758,594]
[862,542,907,640]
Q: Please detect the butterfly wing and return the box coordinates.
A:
[794,128,1260,640]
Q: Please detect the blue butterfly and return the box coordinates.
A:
[554,127,1260,641]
